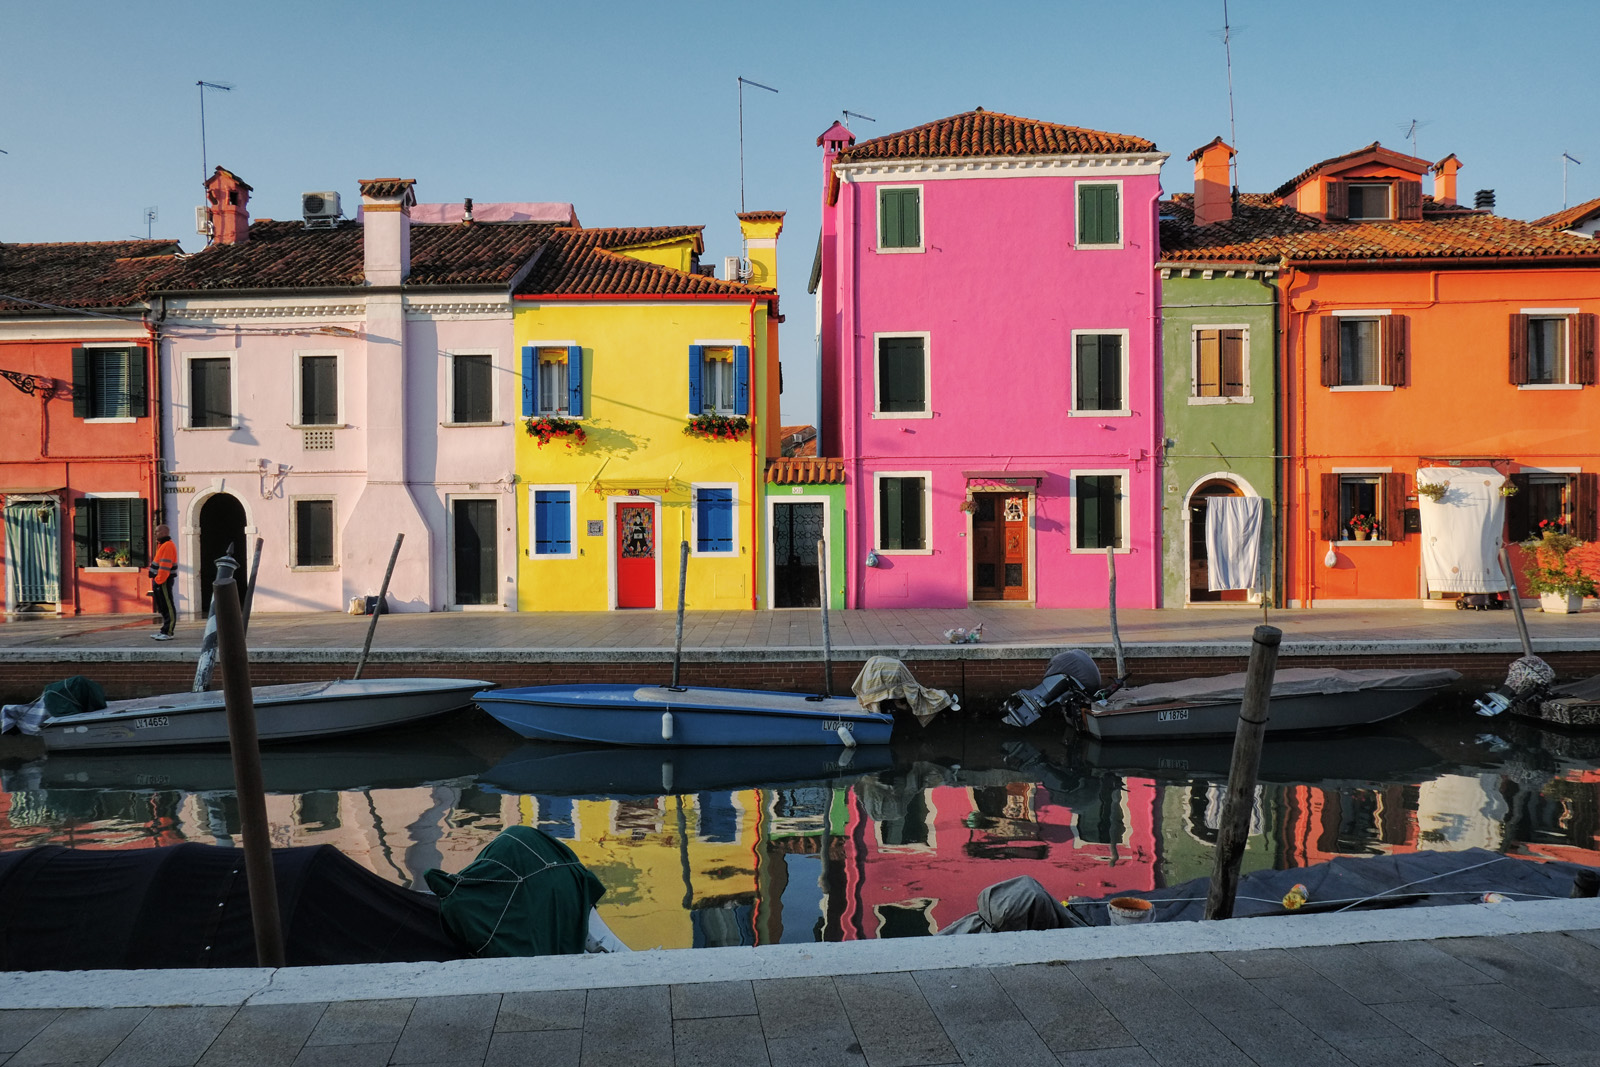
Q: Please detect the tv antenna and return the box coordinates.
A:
[1220,0,1239,190]
[1563,152,1583,208]
[197,80,234,182]
[737,76,779,213]
[1397,118,1432,157]
[143,206,159,239]
[843,109,876,126]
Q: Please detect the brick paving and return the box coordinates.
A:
[4,930,1599,1066]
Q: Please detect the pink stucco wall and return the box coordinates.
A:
[821,136,1165,608]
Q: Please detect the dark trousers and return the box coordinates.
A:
[154,581,176,635]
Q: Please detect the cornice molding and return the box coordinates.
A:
[835,153,1168,183]
[168,303,364,321]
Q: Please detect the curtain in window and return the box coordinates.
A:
[4,500,60,604]
[1339,319,1379,385]
[538,357,568,415]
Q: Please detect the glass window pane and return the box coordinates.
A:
[1339,319,1379,385]
[878,338,925,412]
[295,500,334,566]
[538,357,568,415]
[1528,318,1565,383]
[91,349,131,418]
[454,355,493,423]
[189,358,231,427]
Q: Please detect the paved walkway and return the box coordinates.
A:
[3,903,1598,1066]
[2,603,1597,659]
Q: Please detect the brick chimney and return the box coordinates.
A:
[737,211,785,287]
[358,178,417,286]
[817,121,855,206]
[204,167,253,245]
[1188,137,1236,227]
[1433,154,1461,207]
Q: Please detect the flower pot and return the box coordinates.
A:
[1352,530,1370,541]
[93,557,115,568]
[1540,592,1584,614]
[1107,897,1155,925]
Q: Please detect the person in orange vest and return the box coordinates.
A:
[148,524,178,640]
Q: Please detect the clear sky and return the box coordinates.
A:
[4,1,1597,425]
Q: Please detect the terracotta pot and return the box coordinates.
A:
[1352,529,1370,541]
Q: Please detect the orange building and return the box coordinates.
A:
[1166,143,1600,605]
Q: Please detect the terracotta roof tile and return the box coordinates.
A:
[516,228,773,297]
[834,108,1156,164]
[150,220,558,293]
[766,457,842,485]
[1158,194,1310,263]
[0,240,180,312]
[1531,196,1600,232]
[736,211,786,223]
[358,178,416,199]
[1270,142,1430,198]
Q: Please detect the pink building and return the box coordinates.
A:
[816,110,1168,607]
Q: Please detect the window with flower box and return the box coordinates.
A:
[72,346,148,421]
[521,344,584,418]
[689,344,749,416]
[1320,472,1405,543]
[73,496,146,568]
[1506,471,1599,541]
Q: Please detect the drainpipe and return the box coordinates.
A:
[748,296,759,610]
[147,300,163,533]
[1269,274,1284,610]
[1281,265,1313,607]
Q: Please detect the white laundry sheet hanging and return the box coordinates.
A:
[1417,466,1509,593]
[1205,494,1263,591]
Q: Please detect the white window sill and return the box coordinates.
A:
[691,550,738,558]
[1329,385,1394,392]
[181,425,238,431]
[1068,409,1132,418]
[536,413,577,420]
[290,565,339,572]
[290,423,347,430]
[1075,242,1124,251]
[82,566,138,573]
[441,421,506,428]
[1071,546,1130,554]
[1188,395,1253,405]
[1336,539,1393,547]
[874,246,925,254]
[527,551,578,560]
[873,548,933,556]
[84,417,137,424]
[1517,383,1583,391]
[871,410,933,419]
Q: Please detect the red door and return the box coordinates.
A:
[616,503,657,608]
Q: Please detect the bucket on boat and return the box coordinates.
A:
[1106,897,1155,925]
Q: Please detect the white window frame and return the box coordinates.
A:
[288,495,339,571]
[527,483,578,560]
[1068,328,1131,417]
[871,331,932,419]
[180,350,239,430]
[694,340,742,416]
[81,491,142,570]
[1188,324,1253,404]
[690,482,739,557]
[1519,308,1582,390]
[291,349,343,429]
[1075,179,1124,250]
[79,343,140,423]
[1345,182,1393,221]
[1069,468,1131,554]
[1328,309,1393,392]
[444,349,499,426]
[872,470,933,555]
[875,184,925,254]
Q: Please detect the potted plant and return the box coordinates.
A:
[1416,481,1448,503]
[683,414,749,441]
[524,416,587,450]
[94,547,116,567]
[113,549,132,567]
[1522,527,1597,613]
[1347,514,1378,541]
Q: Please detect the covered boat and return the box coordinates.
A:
[19,677,491,751]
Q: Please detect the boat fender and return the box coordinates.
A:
[662,711,674,741]
[836,724,856,748]
[661,760,674,794]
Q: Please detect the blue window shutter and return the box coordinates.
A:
[734,346,750,416]
[534,490,572,554]
[566,346,584,417]
[521,346,536,417]
[697,489,733,552]
[688,345,704,414]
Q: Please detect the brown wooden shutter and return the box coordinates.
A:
[1326,182,1349,221]
[1397,180,1423,220]
[1321,317,1340,387]
[1509,313,1529,384]
[1575,313,1597,386]
[1221,330,1245,396]
[1196,329,1220,396]
[1383,314,1410,386]
[1382,473,1406,540]
[1320,473,1340,541]
[1577,472,1599,541]
[1505,473,1531,542]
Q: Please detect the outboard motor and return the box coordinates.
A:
[1001,650,1102,728]
[1474,654,1556,718]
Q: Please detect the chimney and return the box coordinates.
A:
[736,211,785,287]
[462,197,474,223]
[1475,188,1496,212]
[358,178,417,286]
[204,167,253,245]
[1433,154,1461,207]
[817,121,855,205]
[1188,137,1237,226]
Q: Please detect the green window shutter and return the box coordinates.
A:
[879,478,903,549]
[877,337,925,412]
[1080,185,1119,244]
[73,499,93,568]
[128,348,148,418]
[131,499,148,568]
[879,189,919,248]
[901,190,920,247]
[1099,335,1122,410]
[71,348,90,418]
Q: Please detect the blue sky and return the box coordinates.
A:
[4,1,1597,424]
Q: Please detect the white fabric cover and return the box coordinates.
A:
[1101,667,1462,710]
[1417,467,1508,593]
[852,656,957,726]
[1205,495,1263,591]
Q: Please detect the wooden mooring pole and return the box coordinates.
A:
[817,538,833,696]
[212,557,286,967]
[1204,624,1281,921]
[1106,545,1126,682]
[353,533,403,681]
[671,541,689,688]
[1499,545,1535,660]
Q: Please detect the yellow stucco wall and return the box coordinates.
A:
[606,237,698,273]
[514,295,774,610]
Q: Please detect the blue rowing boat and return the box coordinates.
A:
[472,683,894,747]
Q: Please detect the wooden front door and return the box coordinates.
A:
[1188,481,1247,603]
[971,492,1029,601]
[772,502,824,608]
[453,499,497,606]
[615,502,657,608]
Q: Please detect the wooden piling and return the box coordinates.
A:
[353,534,403,681]
[1499,545,1535,660]
[671,541,689,688]
[1106,545,1126,682]
[817,538,832,696]
[1204,624,1282,921]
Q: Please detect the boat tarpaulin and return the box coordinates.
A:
[424,826,606,958]
[1205,495,1263,592]
[1418,466,1510,593]
[1102,667,1462,710]
[937,876,1071,935]
[0,843,466,970]
[852,656,957,726]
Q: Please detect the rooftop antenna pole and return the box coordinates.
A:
[1221,0,1238,191]
[737,76,779,214]
[144,207,158,239]
[196,80,233,183]
[843,109,876,127]
[1563,152,1582,209]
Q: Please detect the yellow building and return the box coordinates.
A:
[513,215,783,610]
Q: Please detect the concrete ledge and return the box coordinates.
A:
[4,899,1594,1010]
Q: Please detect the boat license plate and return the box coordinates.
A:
[822,720,851,732]
[133,715,170,730]
[1155,709,1189,723]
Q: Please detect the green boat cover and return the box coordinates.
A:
[41,675,107,718]
[424,826,606,957]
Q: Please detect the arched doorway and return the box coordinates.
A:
[197,492,247,615]
[1187,479,1248,603]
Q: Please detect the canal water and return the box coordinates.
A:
[1,695,1596,952]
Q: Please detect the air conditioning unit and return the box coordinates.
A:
[723,256,749,283]
[194,205,212,236]
[301,191,342,227]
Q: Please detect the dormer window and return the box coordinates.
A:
[1346,183,1391,220]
